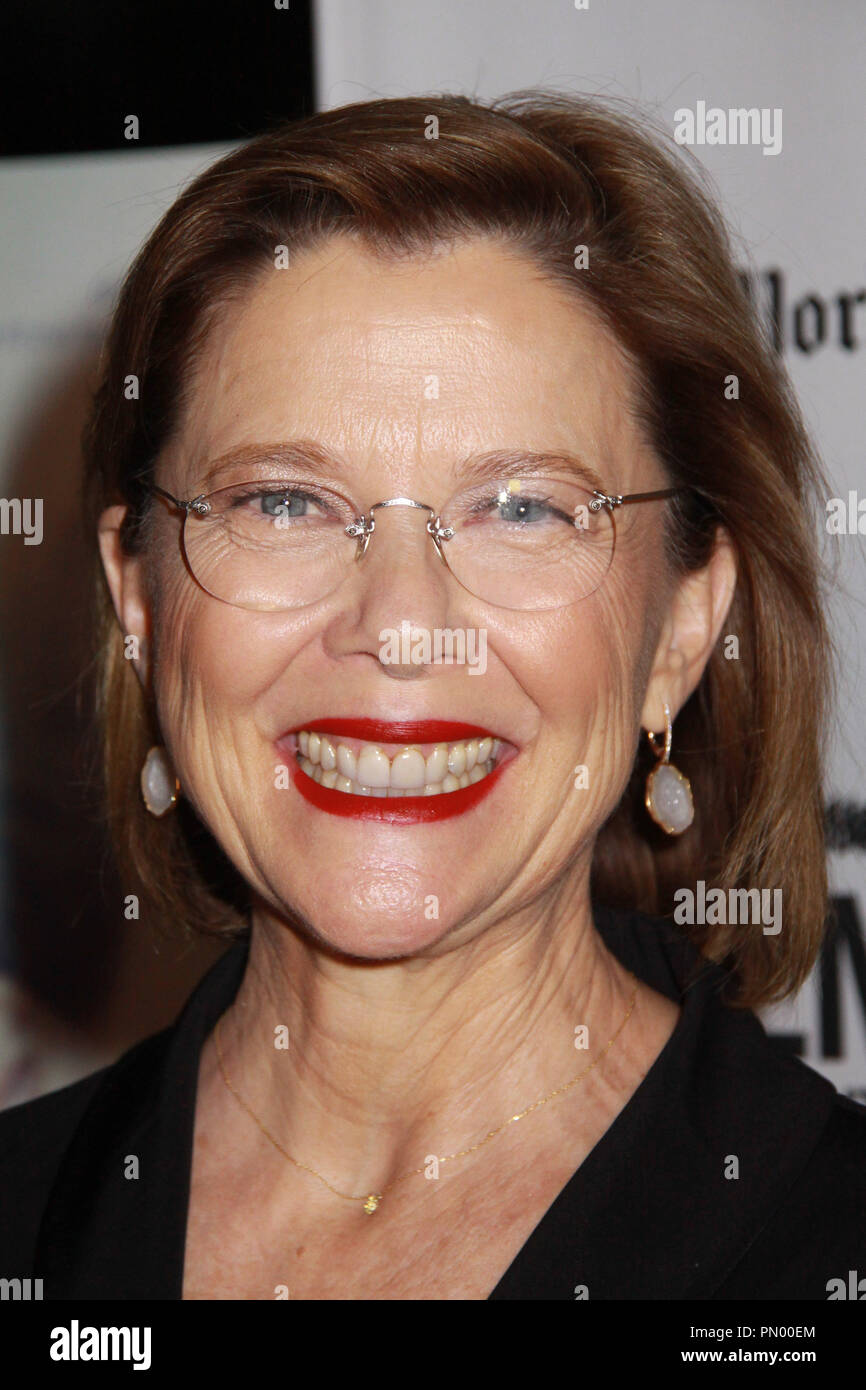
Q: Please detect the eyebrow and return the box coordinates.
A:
[191,439,607,495]
[455,448,606,493]
[194,440,345,490]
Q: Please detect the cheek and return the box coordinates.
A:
[497,557,661,814]
[501,595,642,729]
[148,577,293,789]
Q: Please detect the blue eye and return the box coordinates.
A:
[495,492,551,523]
[229,487,327,519]
[262,492,306,517]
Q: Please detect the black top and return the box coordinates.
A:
[2,905,865,1300]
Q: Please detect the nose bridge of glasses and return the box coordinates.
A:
[354,497,443,558]
[370,497,435,515]
[348,496,457,633]
[368,497,437,541]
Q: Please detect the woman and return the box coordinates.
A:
[2,91,864,1301]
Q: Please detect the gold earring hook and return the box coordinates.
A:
[646,700,673,763]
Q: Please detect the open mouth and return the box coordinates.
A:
[278,718,514,821]
[295,729,501,796]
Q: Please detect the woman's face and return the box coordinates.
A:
[102,235,718,958]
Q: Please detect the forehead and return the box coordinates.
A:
[168,235,649,491]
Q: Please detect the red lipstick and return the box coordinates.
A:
[283,718,494,743]
[289,758,508,822]
[278,718,513,823]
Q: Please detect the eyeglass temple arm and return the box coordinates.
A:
[148,482,183,508]
[591,485,684,511]
[147,482,215,516]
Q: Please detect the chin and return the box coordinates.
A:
[305,907,456,962]
[264,863,457,960]
[313,916,453,962]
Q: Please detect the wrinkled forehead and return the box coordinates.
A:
[162,236,656,499]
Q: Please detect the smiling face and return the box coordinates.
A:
[100,234,709,960]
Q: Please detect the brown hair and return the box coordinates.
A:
[81,91,834,1008]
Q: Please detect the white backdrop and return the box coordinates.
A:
[1,0,863,1100]
[315,0,866,1103]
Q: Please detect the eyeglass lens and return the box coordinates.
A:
[179,475,615,612]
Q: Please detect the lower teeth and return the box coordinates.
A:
[296,755,495,796]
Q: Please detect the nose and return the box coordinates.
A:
[356,500,453,623]
[323,498,462,674]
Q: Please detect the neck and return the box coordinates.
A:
[210,875,642,1197]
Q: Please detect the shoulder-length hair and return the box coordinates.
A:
[81,91,834,1009]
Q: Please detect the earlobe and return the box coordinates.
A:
[97,504,153,689]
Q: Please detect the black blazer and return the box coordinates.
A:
[2,905,865,1300]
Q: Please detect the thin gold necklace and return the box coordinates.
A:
[213,972,639,1215]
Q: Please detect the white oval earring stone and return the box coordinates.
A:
[140,745,180,817]
[645,761,694,835]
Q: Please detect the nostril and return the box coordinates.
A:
[376,660,429,679]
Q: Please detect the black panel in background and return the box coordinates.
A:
[0,0,315,156]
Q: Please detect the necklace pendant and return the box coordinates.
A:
[363,1194,380,1214]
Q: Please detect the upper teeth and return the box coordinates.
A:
[295,731,499,795]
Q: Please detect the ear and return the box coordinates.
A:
[97,505,154,690]
[641,527,738,735]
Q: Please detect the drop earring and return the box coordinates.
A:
[140,745,181,817]
[644,702,694,835]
